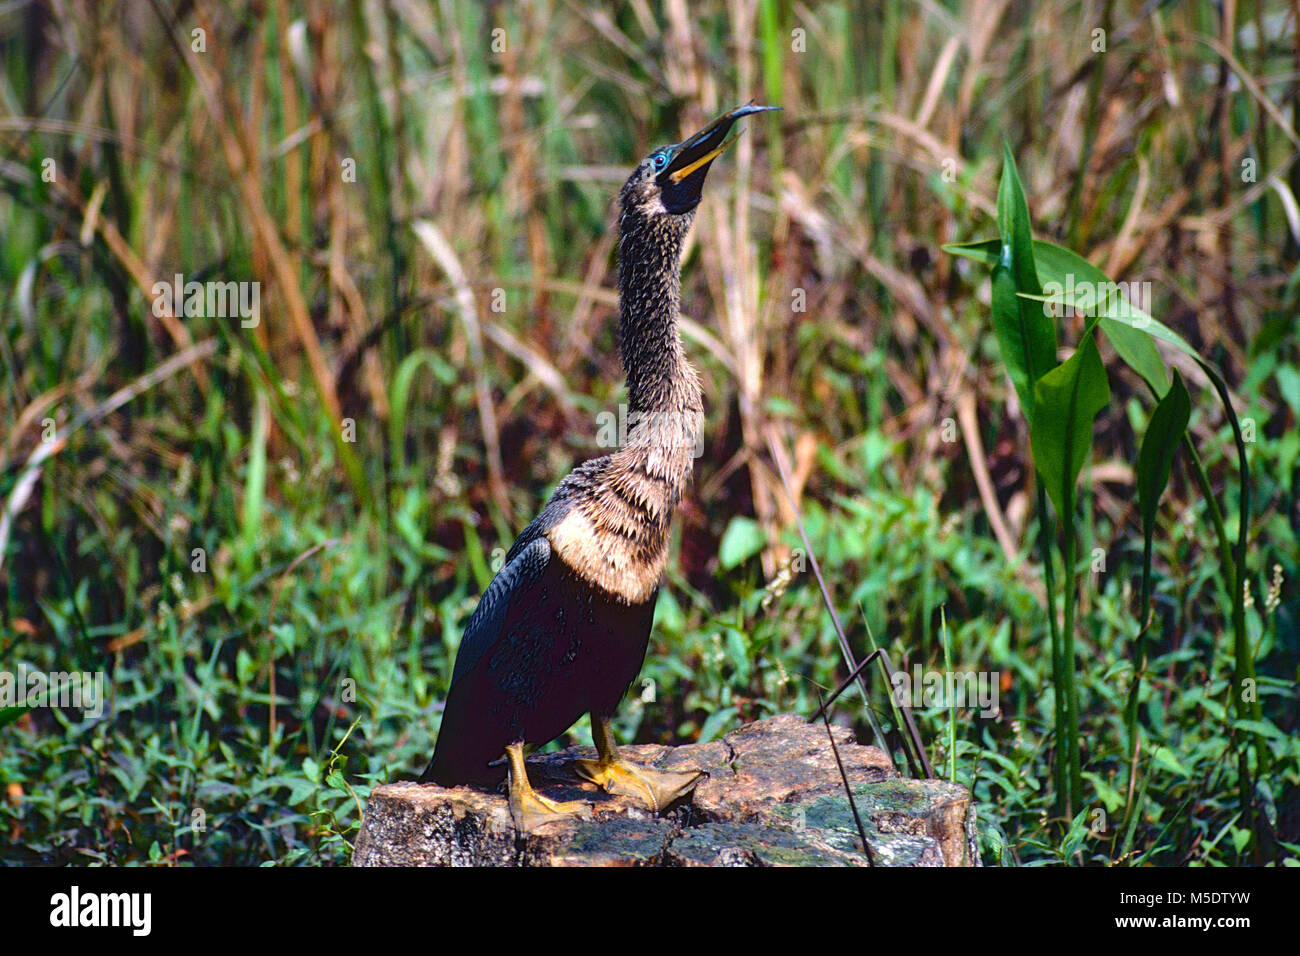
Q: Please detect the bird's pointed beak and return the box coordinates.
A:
[656,102,780,211]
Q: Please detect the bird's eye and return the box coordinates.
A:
[652,151,669,171]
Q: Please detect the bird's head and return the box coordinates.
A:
[620,102,779,219]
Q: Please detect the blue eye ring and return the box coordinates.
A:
[652,150,670,171]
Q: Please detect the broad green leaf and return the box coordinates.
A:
[990,145,1057,424]
[719,516,766,569]
[697,705,738,744]
[1060,807,1093,858]
[1019,241,1172,395]
[286,777,317,805]
[1136,370,1191,534]
[1232,719,1291,744]
[946,238,1173,396]
[990,265,1042,418]
[1082,771,1125,812]
[1017,246,1196,359]
[1136,371,1191,615]
[1151,746,1193,779]
[1099,317,1171,397]
[1023,281,1196,358]
[1030,333,1111,520]
[998,143,1041,298]
[1276,365,1300,417]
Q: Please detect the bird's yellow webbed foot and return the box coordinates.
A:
[574,715,703,813]
[574,757,703,812]
[506,742,592,831]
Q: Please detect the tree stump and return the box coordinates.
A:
[353,713,979,867]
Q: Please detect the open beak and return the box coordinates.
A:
[657,102,780,212]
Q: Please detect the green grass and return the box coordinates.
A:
[1,0,1297,866]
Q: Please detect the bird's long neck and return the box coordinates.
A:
[617,210,703,420]
[542,208,703,606]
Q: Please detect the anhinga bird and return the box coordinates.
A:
[421,103,777,829]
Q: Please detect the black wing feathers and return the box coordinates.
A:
[448,535,552,687]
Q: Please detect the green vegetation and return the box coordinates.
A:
[1,1,1296,866]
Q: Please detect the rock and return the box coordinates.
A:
[352,713,980,867]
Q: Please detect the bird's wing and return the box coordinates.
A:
[447,535,552,687]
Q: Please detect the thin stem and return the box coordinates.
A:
[1059,486,1083,816]
[1036,484,1068,816]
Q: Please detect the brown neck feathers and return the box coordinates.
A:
[540,204,705,604]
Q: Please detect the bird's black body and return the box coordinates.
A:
[422,527,656,786]
[420,103,776,793]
